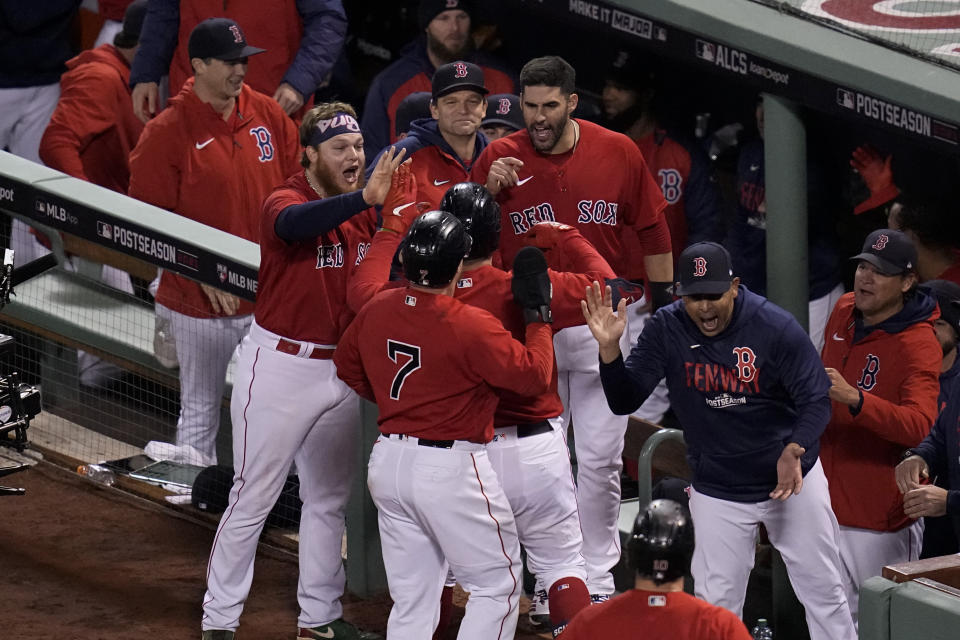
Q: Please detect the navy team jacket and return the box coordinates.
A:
[599,285,831,503]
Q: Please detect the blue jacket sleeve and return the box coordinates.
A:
[912,407,951,482]
[774,316,831,450]
[599,312,669,414]
[275,190,368,242]
[284,0,347,97]
[683,143,723,244]
[128,0,179,87]
[360,74,392,161]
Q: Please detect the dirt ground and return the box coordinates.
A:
[0,461,550,640]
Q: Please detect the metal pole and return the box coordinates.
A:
[762,94,809,330]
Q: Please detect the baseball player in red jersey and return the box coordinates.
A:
[367,60,490,212]
[200,103,403,640]
[820,229,941,627]
[335,211,556,640]
[128,18,300,466]
[350,179,619,637]
[471,55,672,599]
[562,500,751,640]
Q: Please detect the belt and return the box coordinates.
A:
[276,338,335,360]
[516,420,552,438]
[381,433,455,449]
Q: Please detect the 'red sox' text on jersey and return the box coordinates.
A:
[471,119,669,276]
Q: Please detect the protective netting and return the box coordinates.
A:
[759,0,960,71]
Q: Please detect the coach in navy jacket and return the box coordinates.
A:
[582,241,857,640]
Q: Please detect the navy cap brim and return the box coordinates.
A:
[675,280,732,296]
[434,83,489,99]
[850,253,904,276]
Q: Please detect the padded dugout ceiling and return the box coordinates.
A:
[542,0,960,153]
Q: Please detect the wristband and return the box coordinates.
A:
[648,281,675,311]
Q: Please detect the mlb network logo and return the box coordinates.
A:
[837,88,855,110]
[695,39,716,62]
[96,221,113,240]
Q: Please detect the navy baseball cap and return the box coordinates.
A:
[676,242,734,296]
[395,91,432,137]
[924,279,960,334]
[188,18,265,61]
[432,61,488,100]
[419,0,473,29]
[851,228,916,276]
[483,94,523,131]
[113,0,147,49]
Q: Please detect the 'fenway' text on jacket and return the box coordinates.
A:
[600,286,832,503]
[820,291,940,531]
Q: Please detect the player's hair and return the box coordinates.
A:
[892,194,960,251]
[520,56,576,96]
[300,101,359,168]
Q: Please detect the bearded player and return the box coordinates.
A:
[201,102,405,640]
[472,55,671,602]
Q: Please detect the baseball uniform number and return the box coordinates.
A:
[388,340,422,400]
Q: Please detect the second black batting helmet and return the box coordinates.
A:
[440,182,501,260]
[628,499,695,585]
[401,210,473,288]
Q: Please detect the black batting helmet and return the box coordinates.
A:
[401,210,473,288]
[439,182,501,260]
[628,499,695,585]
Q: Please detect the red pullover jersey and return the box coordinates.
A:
[820,293,941,531]
[257,172,377,344]
[472,119,669,276]
[128,80,299,318]
[347,226,615,426]
[40,44,144,194]
[334,287,554,442]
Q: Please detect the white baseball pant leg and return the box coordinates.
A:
[689,461,856,640]
[837,520,923,628]
[809,283,844,355]
[369,436,521,640]
[625,298,670,424]
[163,304,251,465]
[94,19,123,48]
[555,322,627,595]
[203,327,358,631]
[0,82,59,163]
[487,419,586,591]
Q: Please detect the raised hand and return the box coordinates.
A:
[363,146,408,206]
[581,281,626,363]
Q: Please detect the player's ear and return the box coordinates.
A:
[567,92,579,113]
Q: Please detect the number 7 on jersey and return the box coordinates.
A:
[387,340,421,400]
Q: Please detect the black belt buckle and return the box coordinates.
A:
[516,420,552,438]
[417,438,455,449]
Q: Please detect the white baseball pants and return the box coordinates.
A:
[368,435,521,640]
[688,460,857,640]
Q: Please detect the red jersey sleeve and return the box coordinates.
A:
[546,229,616,330]
[333,312,375,402]
[39,65,117,181]
[627,146,671,258]
[128,120,180,211]
[347,228,401,313]
[460,317,554,398]
[278,113,302,179]
[704,608,754,639]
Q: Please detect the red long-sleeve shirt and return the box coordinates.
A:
[40,45,143,194]
[820,292,941,531]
